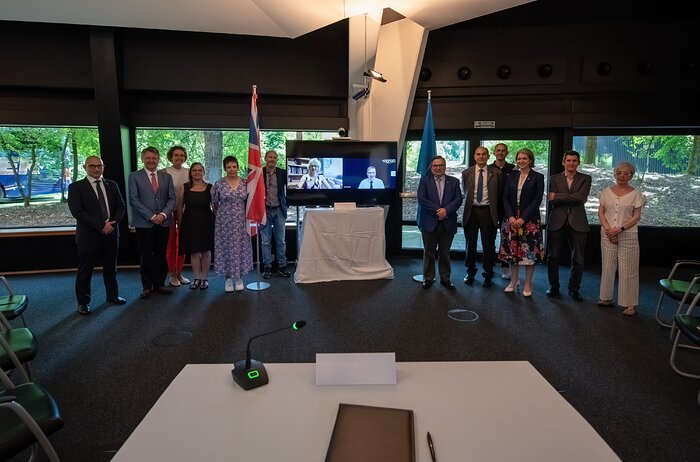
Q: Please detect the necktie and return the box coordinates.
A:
[476,168,484,203]
[436,177,443,203]
[150,172,158,193]
[95,180,109,221]
[369,181,373,189]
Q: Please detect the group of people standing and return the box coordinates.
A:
[68,147,290,314]
[417,143,646,316]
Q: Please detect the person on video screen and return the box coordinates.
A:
[358,166,385,189]
[297,158,332,189]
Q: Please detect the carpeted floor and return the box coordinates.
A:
[4,257,700,461]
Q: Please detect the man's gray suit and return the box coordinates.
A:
[461,165,502,280]
[128,169,176,290]
[546,171,592,292]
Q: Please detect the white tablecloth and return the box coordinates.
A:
[294,207,394,283]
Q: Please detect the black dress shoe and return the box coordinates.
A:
[262,268,272,279]
[440,280,456,290]
[568,290,584,301]
[422,280,434,289]
[278,267,291,278]
[463,276,475,285]
[139,289,152,299]
[107,296,127,305]
[78,304,91,315]
[156,286,173,295]
[482,279,492,288]
[546,288,560,297]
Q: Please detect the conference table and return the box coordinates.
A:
[111,361,620,461]
[294,207,394,283]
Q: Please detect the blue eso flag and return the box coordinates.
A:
[416,98,435,177]
[416,96,436,229]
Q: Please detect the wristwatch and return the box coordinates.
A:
[620,226,625,231]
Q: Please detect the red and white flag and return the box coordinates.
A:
[245,85,266,236]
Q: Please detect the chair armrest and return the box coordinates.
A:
[0,394,18,403]
[0,275,15,296]
[668,261,700,279]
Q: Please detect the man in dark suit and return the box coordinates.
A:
[462,146,502,287]
[417,155,463,289]
[546,150,592,301]
[128,146,176,299]
[490,142,515,280]
[261,150,290,279]
[68,156,126,315]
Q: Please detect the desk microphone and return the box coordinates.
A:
[231,320,307,390]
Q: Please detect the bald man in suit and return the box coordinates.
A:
[68,156,126,315]
[546,150,592,301]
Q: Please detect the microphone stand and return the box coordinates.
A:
[247,222,269,291]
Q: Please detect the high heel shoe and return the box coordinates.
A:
[199,280,209,290]
[504,282,519,293]
[522,287,532,297]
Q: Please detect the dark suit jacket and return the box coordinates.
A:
[68,177,125,244]
[548,171,591,232]
[503,170,545,223]
[461,165,502,226]
[417,174,463,234]
[263,166,288,218]
[128,169,176,228]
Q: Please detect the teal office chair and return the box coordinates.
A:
[0,368,63,462]
[0,309,36,383]
[0,275,28,328]
[654,260,700,328]
[669,290,700,380]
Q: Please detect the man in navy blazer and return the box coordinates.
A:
[128,146,176,299]
[417,156,463,289]
[261,150,290,279]
[68,156,126,315]
[461,146,502,287]
[546,150,591,301]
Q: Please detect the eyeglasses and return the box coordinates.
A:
[431,164,446,169]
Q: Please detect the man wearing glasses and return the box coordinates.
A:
[417,156,463,289]
[68,156,126,315]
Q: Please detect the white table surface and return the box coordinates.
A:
[294,207,394,283]
[111,361,620,462]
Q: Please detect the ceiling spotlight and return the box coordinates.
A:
[537,63,553,78]
[419,68,432,82]
[497,65,511,79]
[457,66,472,80]
[363,69,387,83]
[596,61,612,77]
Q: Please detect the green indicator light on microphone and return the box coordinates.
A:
[247,370,260,379]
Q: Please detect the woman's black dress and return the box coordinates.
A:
[179,183,215,255]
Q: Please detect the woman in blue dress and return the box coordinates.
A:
[212,156,253,292]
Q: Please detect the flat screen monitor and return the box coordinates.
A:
[286,140,398,206]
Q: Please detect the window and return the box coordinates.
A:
[572,134,700,227]
[0,126,100,229]
[135,129,336,224]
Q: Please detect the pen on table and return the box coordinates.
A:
[427,431,436,462]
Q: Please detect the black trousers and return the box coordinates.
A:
[75,233,119,305]
[421,221,455,282]
[547,224,587,291]
[464,207,497,279]
[135,226,170,290]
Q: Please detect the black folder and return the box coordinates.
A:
[325,403,415,462]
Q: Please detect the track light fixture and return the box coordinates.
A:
[537,63,553,78]
[497,65,511,79]
[457,66,472,80]
[363,69,387,83]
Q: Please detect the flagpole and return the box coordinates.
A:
[414,89,434,283]
[247,222,270,291]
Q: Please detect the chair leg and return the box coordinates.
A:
[655,291,673,328]
[3,401,60,462]
[670,330,700,379]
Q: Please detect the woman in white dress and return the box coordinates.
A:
[598,162,646,316]
[296,158,332,189]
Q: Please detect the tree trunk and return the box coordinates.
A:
[60,132,70,202]
[204,131,223,184]
[24,146,37,207]
[687,135,699,175]
[72,135,79,182]
[584,136,597,165]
